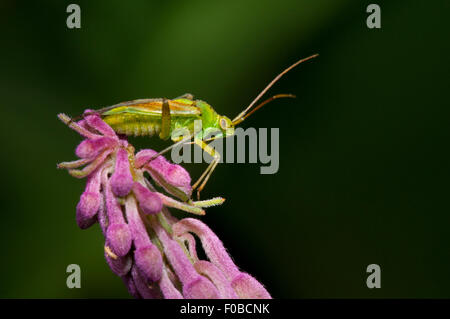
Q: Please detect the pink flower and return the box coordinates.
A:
[57,111,271,299]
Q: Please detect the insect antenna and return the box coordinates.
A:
[68,114,87,123]
[232,53,318,125]
[67,104,119,124]
[232,94,296,125]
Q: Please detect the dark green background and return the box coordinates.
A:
[1,0,449,298]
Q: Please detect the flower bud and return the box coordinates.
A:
[153,220,220,298]
[76,192,100,229]
[110,148,133,197]
[173,218,239,280]
[183,276,220,299]
[124,195,152,248]
[231,273,271,299]
[134,245,163,283]
[75,137,116,159]
[135,150,192,199]
[76,167,103,229]
[104,250,132,276]
[83,112,117,138]
[131,265,161,299]
[103,170,132,256]
[132,182,162,215]
[106,223,132,257]
[165,165,191,192]
[159,268,183,299]
[121,274,141,299]
[194,261,238,299]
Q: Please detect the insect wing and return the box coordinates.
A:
[100,99,200,118]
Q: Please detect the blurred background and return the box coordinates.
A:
[0,0,449,298]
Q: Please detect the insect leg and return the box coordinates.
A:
[135,135,193,169]
[192,140,221,200]
[159,98,172,140]
[195,157,220,200]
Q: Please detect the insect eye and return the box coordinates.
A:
[220,118,228,130]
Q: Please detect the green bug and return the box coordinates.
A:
[80,54,318,199]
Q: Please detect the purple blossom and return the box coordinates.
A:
[57,111,271,299]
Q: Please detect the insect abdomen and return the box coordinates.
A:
[102,114,161,137]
